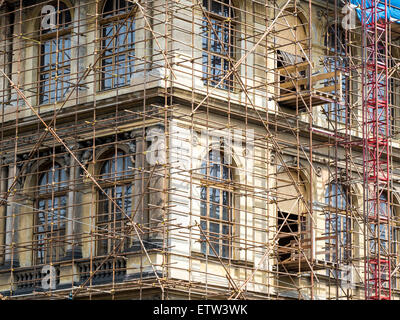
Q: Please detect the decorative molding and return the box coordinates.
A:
[81,148,93,166]
[270,153,276,165]
[128,138,136,154]
[2,155,14,165]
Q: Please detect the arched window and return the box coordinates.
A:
[34,163,68,264]
[39,2,72,105]
[201,0,235,90]
[101,0,136,90]
[200,149,233,258]
[324,183,350,265]
[275,10,306,61]
[324,25,348,123]
[97,150,133,255]
[325,182,347,210]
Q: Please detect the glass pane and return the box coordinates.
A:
[222,224,230,258]
[100,151,133,179]
[209,187,220,203]
[124,184,132,216]
[40,36,71,104]
[201,190,207,217]
[209,222,219,237]
[101,14,135,90]
[202,0,233,90]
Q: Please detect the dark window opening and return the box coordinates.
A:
[277,211,305,263]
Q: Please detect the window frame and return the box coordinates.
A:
[369,192,398,255]
[96,149,134,256]
[201,0,237,91]
[323,24,349,124]
[324,182,351,270]
[99,0,137,91]
[199,149,234,259]
[37,1,72,105]
[33,162,68,265]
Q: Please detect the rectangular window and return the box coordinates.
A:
[101,19,135,90]
[97,184,132,256]
[323,57,348,124]
[200,186,232,258]
[39,35,71,105]
[201,11,235,90]
[35,196,66,264]
[325,213,351,278]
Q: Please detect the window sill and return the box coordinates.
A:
[190,250,254,268]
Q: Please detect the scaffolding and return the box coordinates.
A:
[0,0,399,300]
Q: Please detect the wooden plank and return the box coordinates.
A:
[280,71,338,89]
[318,85,336,93]
[275,61,312,75]
[315,235,336,241]
[277,91,335,109]
[277,92,312,102]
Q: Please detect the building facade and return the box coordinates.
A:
[0,0,399,299]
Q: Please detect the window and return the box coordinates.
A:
[277,211,306,263]
[369,192,399,256]
[325,183,351,264]
[34,163,68,264]
[275,169,308,264]
[101,0,136,90]
[200,149,233,258]
[201,0,235,90]
[324,25,348,123]
[374,45,391,137]
[97,150,133,255]
[39,2,72,105]
[368,192,400,289]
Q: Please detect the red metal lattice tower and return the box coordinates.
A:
[361,0,391,300]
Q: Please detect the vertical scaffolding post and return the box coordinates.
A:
[361,0,392,300]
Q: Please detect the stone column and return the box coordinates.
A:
[79,146,94,259]
[149,0,170,82]
[63,148,82,260]
[128,131,149,251]
[3,158,19,268]
[130,0,153,82]
[72,0,88,97]
[125,127,165,281]
[0,164,7,265]
[10,8,23,108]
[0,7,12,106]
[146,126,166,248]
[168,121,192,281]
[60,148,82,288]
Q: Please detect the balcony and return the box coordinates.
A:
[276,62,342,110]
